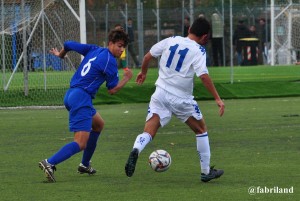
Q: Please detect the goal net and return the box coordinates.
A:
[1,0,81,107]
[272,0,300,65]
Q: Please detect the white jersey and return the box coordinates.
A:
[150,36,208,98]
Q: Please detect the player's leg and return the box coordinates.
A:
[135,113,160,152]
[185,116,224,182]
[50,131,89,164]
[125,114,160,177]
[174,98,223,182]
[185,116,209,173]
[39,88,92,182]
[79,112,104,174]
[171,98,213,180]
[125,88,171,177]
[39,131,88,182]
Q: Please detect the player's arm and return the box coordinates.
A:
[199,74,225,116]
[136,38,168,85]
[136,52,153,85]
[108,69,133,95]
[49,41,94,58]
[49,47,67,59]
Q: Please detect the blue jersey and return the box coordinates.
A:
[64,41,119,98]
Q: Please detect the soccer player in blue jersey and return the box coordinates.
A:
[125,17,225,182]
[114,24,130,71]
[39,29,133,182]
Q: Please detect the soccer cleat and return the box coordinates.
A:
[39,159,56,182]
[201,166,224,182]
[77,163,97,175]
[125,148,139,177]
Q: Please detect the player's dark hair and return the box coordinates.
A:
[108,29,129,47]
[114,23,123,30]
[189,17,211,37]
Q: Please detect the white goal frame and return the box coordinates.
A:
[1,0,86,93]
[270,0,300,65]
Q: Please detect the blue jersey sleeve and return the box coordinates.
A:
[104,60,119,90]
[64,41,98,56]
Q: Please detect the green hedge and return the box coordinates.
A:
[1,66,300,107]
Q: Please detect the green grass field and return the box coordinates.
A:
[1,65,300,107]
[0,97,299,201]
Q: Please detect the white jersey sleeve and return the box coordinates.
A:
[149,36,208,98]
[149,38,168,58]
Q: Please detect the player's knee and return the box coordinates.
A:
[93,122,104,132]
[75,141,87,150]
[92,117,104,132]
[80,143,87,150]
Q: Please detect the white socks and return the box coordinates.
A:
[196,132,211,175]
[132,132,210,175]
[133,132,152,153]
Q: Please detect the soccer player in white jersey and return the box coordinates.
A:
[38,30,132,182]
[125,17,225,182]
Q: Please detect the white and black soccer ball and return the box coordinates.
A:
[148,149,171,172]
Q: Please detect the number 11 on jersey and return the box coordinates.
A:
[166,44,189,72]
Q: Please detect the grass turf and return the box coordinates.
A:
[0,97,299,201]
[1,65,300,106]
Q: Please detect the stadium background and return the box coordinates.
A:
[1,0,300,107]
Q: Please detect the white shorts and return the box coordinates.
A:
[146,87,203,127]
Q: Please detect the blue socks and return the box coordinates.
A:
[48,141,81,165]
[81,131,100,167]
[47,131,100,167]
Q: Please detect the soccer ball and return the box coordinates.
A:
[148,149,172,172]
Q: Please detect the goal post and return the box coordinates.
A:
[0,0,85,107]
[270,0,300,65]
[79,0,86,44]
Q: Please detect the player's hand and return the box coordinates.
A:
[123,68,133,81]
[50,48,67,59]
[216,99,225,116]
[49,48,60,57]
[136,72,146,85]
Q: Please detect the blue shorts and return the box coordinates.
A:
[64,88,96,132]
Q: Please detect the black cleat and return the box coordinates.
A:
[77,163,97,175]
[39,159,56,182]
[201,166,224,182]
[125,148,139,177]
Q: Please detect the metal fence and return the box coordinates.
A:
[85,0,300,67]
[1,0,300,107]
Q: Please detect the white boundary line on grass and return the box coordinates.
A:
[0,106,65,110]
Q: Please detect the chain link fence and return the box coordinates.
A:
[1,0,300,107]
[86,0,300,67]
